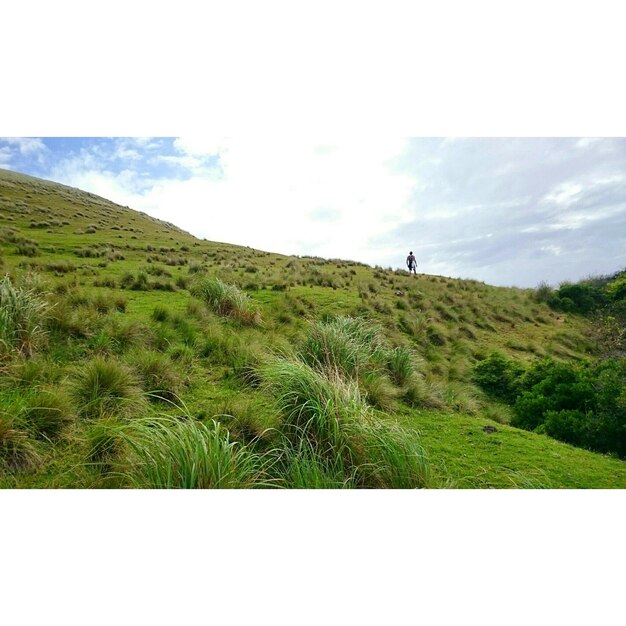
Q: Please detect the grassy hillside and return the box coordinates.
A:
[1,167,624,488]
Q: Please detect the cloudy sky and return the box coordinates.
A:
[1,136,625,288]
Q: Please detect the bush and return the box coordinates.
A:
[606,276,626,301]
[543,409,591,448]
[534,281,554,303]
[510,358,626,457]
[547,281,606,314]
[473,353,524,403]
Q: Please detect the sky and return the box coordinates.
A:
[1,136,625,288]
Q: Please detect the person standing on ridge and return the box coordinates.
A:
[406,251,417,274]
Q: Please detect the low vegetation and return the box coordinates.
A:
[1,167,625,488]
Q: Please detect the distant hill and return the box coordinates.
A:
[1,166,624,488]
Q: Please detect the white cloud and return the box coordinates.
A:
[576,137,601,148]
[52,138,416,263]
[542,181,583,206]
[0,137,47,155]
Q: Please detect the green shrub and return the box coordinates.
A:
[606,276,626,301]
[543,409,591,448]
[473,353,524,403]
[547,281,607,314]
[511,358,626,457]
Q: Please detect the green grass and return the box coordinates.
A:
[21,388,75,440]
[398,408,626,488]
[0,274,49,358]
[262,357,431,487]
[191,276,262,325]
[111,417,275,488]
[70,356,146,420]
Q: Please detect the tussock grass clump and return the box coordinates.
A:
[279,438,356,488]
[263,358,366,454]
[301,316,386,378]
[126,350,183,402]
[71,357,146,420]
[0,274,48,358]
[354,421,430,489]
[386,345,418,386]
[402,377,446,409]
[86,418,124,471]
[105,318,153,352]
[0,414,41,472]
[112,418,273,488]
[442,382,483,415]
[262,358,430,488]
[151,305,170,322]
[21,388,74,439]
[48,301,98,338]
[426,324,447,346]
[360,371,399,411]
[4,355,63,388]
[213,397,274,445]
[191,276,262,326]
[167,343,196,369]
[16,243,39,257]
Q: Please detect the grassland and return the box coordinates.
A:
[1,167,624,488]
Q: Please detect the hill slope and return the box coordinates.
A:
[1,167,624,488]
